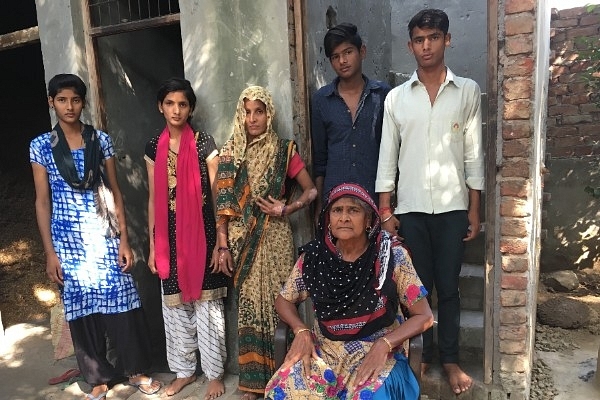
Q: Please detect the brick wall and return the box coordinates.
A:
[549,6,600,158]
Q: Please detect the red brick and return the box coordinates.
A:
[505,13,534,35]
[501,217,528,237]
[577,124,600,135]
[558,73,584,84]
[561,114,593,124]
[562,93,591,105]
[551,31,568,44]
[503,138,531,158]
[499,308,527,324]
[548,104,580,116]
[566,26,600,39]
[504,56,534,77]
[548,84,569,96]
[552,18,580,29]
[505,34,534,55]
[506,0,534,14]
[499,324,528,340]
[501,160,531,179]
[501,255,529,272]
[569,60,592,73]
[504,77,532,101]
[550,65,569,80]
[568,81,588,93]
[500,179,529,198]
[500,339,527,354]
[504,100,532,119]
[500,289,527,307]
[499,238,529,254]
[501,274,528,290]
[580,14,600,26]
[546,126,578,137]
[500,197,529,217]
[558,7,586,19]
[547,96,558,107]
[503,121,532,139]
[579,103,600,113]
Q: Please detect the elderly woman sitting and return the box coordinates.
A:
[265,183,434,400]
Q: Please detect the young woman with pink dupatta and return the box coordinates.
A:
[145,78,228,399]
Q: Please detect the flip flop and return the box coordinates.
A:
[128,377,162,395]
[85,391,107,400]
[48,368,81,385]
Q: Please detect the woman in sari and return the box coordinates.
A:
[265,183,434,400]
[216,86,317,400]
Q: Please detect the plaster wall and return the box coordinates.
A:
[180,0,294,149]
[391,0,488,91]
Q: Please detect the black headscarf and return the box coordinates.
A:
[299,183,399,341]
[50,123,101,189]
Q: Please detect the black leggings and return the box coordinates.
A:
[69,308,152,386]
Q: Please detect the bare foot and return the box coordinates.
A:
[443,363,473,394]
[420,362,430,379]
[204,379,225,400]
[240,391,258,400]
[165,376,197,396]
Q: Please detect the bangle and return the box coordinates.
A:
[381,336,393,353]
[218,247,230,252]
[379,207,393,216]
[295,328,311,335]
[281,205,287,216]
[382,214,394,223]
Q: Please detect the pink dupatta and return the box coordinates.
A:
[154,123,206,302]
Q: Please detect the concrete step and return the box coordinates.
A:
[431,309,485,351]
[430,263,485,311]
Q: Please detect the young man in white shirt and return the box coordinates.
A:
[375,8,484,395]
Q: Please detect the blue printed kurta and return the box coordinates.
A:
[30,130,141,321]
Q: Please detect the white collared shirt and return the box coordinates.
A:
[375,68,484,214]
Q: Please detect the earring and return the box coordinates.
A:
[328,223,331,231]
[366,226,371,233]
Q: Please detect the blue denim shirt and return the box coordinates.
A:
[311,75,391,201]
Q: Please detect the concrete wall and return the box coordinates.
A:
[391,1,488,91]
[544,5,600,272]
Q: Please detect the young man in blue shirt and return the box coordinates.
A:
[311,23,391,219]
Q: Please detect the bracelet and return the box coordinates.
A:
[381,336,393,353]
[382,214,394,223]
[281,205,287,216]
[295,328,311,335]
[379,207,393,216]
[218,247,230,252]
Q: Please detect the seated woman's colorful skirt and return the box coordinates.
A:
[264,328,419,400]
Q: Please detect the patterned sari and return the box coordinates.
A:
[217,86,297,394]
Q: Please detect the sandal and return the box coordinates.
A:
[128,376,162,395]
[85,391,107,400]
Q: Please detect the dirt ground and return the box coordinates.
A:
[1,169,599,399]
[0,170,60,328]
